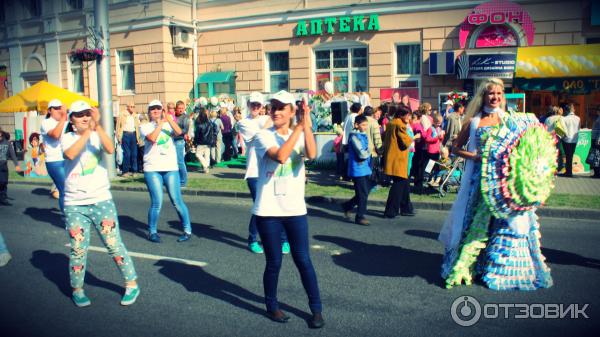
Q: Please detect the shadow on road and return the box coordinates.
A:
[167,221,248,250]
[118,215,179,240]
[24,207,63,228]
[542,247,600,271]
[31,187,51,196]
[404,229,439,241]
[155,260,310,321]
[30,250,123,298]
[314,235,444,287]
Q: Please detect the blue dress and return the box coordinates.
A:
[442,125,553,290]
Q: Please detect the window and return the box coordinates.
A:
[314,47,368,93]
[64,0,83,11]
[396,44,420,75]
[70,59,84,94]
[267,52,289,93]
[117,50,135,94]
[23,0,41,18]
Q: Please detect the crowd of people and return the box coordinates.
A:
[2,76,598,327]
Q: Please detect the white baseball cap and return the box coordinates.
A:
[270,90,295,105]
[248,92,264,105]
[444,100,454,106]
[148,99,163,108]
[48,99,62,109]
[69,100,92,113]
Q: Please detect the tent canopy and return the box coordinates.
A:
[0,81,98,113]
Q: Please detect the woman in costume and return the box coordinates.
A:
[438,78,553,290]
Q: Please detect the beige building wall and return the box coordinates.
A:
[197,0,588,107]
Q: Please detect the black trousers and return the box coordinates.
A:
[384,176,413,217]
[412,148,427,190]
[0,161,8,200]
[222,133,234,161]
[562,141,576,176]
[343,175,370,221]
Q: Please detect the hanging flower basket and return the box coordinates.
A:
[69,48,104,62]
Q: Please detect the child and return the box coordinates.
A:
[429,146,451,187]
[0,128,21,206]
[332,125,344,180]
[342,115,372,226]
[62,101,139,307]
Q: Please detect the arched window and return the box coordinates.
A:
[314,41,368,93]
[467,22,528,49]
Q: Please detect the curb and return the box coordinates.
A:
[9,180,600,221]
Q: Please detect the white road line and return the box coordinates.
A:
[65,244,208,267]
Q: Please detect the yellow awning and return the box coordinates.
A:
[0,81,98,113]
[516,44,600,78]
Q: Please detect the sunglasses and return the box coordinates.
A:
[72,110,91,118]
[149,105,162,111]
[249,102,262,109]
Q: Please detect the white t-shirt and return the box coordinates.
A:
[252,128,307,216]
[124,115,136,132]
[62,132,112,206]
[40,117,65,162]
[140,122,178,172]
[238,115,270,179]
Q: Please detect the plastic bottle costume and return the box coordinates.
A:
[439,111,554,290]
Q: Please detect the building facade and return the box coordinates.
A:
[1,0,599,137]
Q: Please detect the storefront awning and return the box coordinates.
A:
[516,44,600,78]
[195,71,234,84]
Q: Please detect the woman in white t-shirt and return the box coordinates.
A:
[61,101,139,307]
[140,100,192,243]
[252,90,324,329]
[237,92,289,254]
[40,99,67,211]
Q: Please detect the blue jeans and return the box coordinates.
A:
[256,215,322,314]
[247,178,287,244]
[46,160,65,212]
[144,171,191,235]
[121,132,138,174]
[0,232,8,254]
[174,139,188,186]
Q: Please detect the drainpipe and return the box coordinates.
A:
[192,0,198,99]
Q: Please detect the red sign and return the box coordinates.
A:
[459,0,535,49]
[467,10,524,25]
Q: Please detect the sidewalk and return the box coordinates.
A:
[8,162,600,220]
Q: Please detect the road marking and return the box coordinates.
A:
[65,244,208,267]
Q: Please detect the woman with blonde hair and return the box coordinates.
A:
[438,78,552,290]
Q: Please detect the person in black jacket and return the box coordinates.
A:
[193,107,213,173]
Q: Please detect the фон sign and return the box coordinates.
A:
[296,14,380,36]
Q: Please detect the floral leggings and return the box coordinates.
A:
[65,199,137,289]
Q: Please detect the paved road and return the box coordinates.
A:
[0,185,599,337]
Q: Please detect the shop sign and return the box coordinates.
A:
[514,77,600,94]
[459,0,535,49]
[296,14,380,37]
[457,53,516,79]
